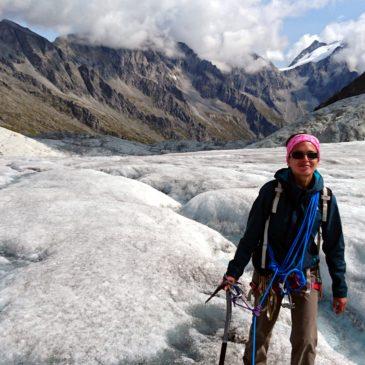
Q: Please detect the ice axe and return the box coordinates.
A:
[205,279,233,365]
[218,290,232,365]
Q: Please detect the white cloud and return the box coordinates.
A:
[266,50,285,62]
[321,13,365,72]
[0,0,333,71]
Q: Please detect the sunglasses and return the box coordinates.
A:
[290,151,318,160]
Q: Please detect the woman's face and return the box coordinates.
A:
[287,141,319,178]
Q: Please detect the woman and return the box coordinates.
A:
[224,133,347,365]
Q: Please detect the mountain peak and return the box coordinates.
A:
[177,42,196,57]
[289,40,327,67]
[1,18,20,26]
[280,40,342,72]
[2,17,54,40]
[0,18,52,49]
[0,18,36,35]
[53,34,91,48]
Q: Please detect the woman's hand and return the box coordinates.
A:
[223,275,237,291]
[332,297,347,314]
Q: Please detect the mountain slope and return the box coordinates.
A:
[316,72,365,110]
[280,41,358,113]
[0,19,360,143]
[0,19,284,143]
[250,94,365,147]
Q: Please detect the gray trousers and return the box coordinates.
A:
[243,272,319,365]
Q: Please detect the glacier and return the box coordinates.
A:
[0,128,364,364]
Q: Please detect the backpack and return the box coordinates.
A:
[260,181,331,270]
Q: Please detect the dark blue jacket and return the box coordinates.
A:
[226,168,347,298]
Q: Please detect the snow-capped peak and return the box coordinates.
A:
[280,41,342,71]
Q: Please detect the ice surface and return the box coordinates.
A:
[0,127,63,157]
[181,188,258,238]
[0,133,364,364]
[38,135,154,156]
[0,165,233,364]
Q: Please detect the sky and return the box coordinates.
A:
[283,0,362,46]
[0,0,364,70]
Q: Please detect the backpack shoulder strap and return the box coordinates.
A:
[272,182,283,213]
[261,181,283,269]
[321,186,331,223]
[317,186,332,252]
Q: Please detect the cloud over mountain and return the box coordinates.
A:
[0,0,332,71]
[322,13,365,72]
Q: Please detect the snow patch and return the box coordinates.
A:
[280,41,342,71]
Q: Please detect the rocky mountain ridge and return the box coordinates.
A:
[316,72,365,110]
[249,94,365,148]
[0,19,360,143]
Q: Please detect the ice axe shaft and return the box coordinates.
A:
[219,290,232,365]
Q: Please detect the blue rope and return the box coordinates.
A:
[252,315,257,363]
[250,192,319,364]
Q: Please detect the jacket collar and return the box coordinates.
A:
[274,168,323,196]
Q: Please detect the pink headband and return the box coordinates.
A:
[286,134,320,162]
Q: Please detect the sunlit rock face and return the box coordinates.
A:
[0,127,364,364]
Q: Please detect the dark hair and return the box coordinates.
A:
[285,132,307,146]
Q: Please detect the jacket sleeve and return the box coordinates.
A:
[322,193,348,298]
[225,183,272,280]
